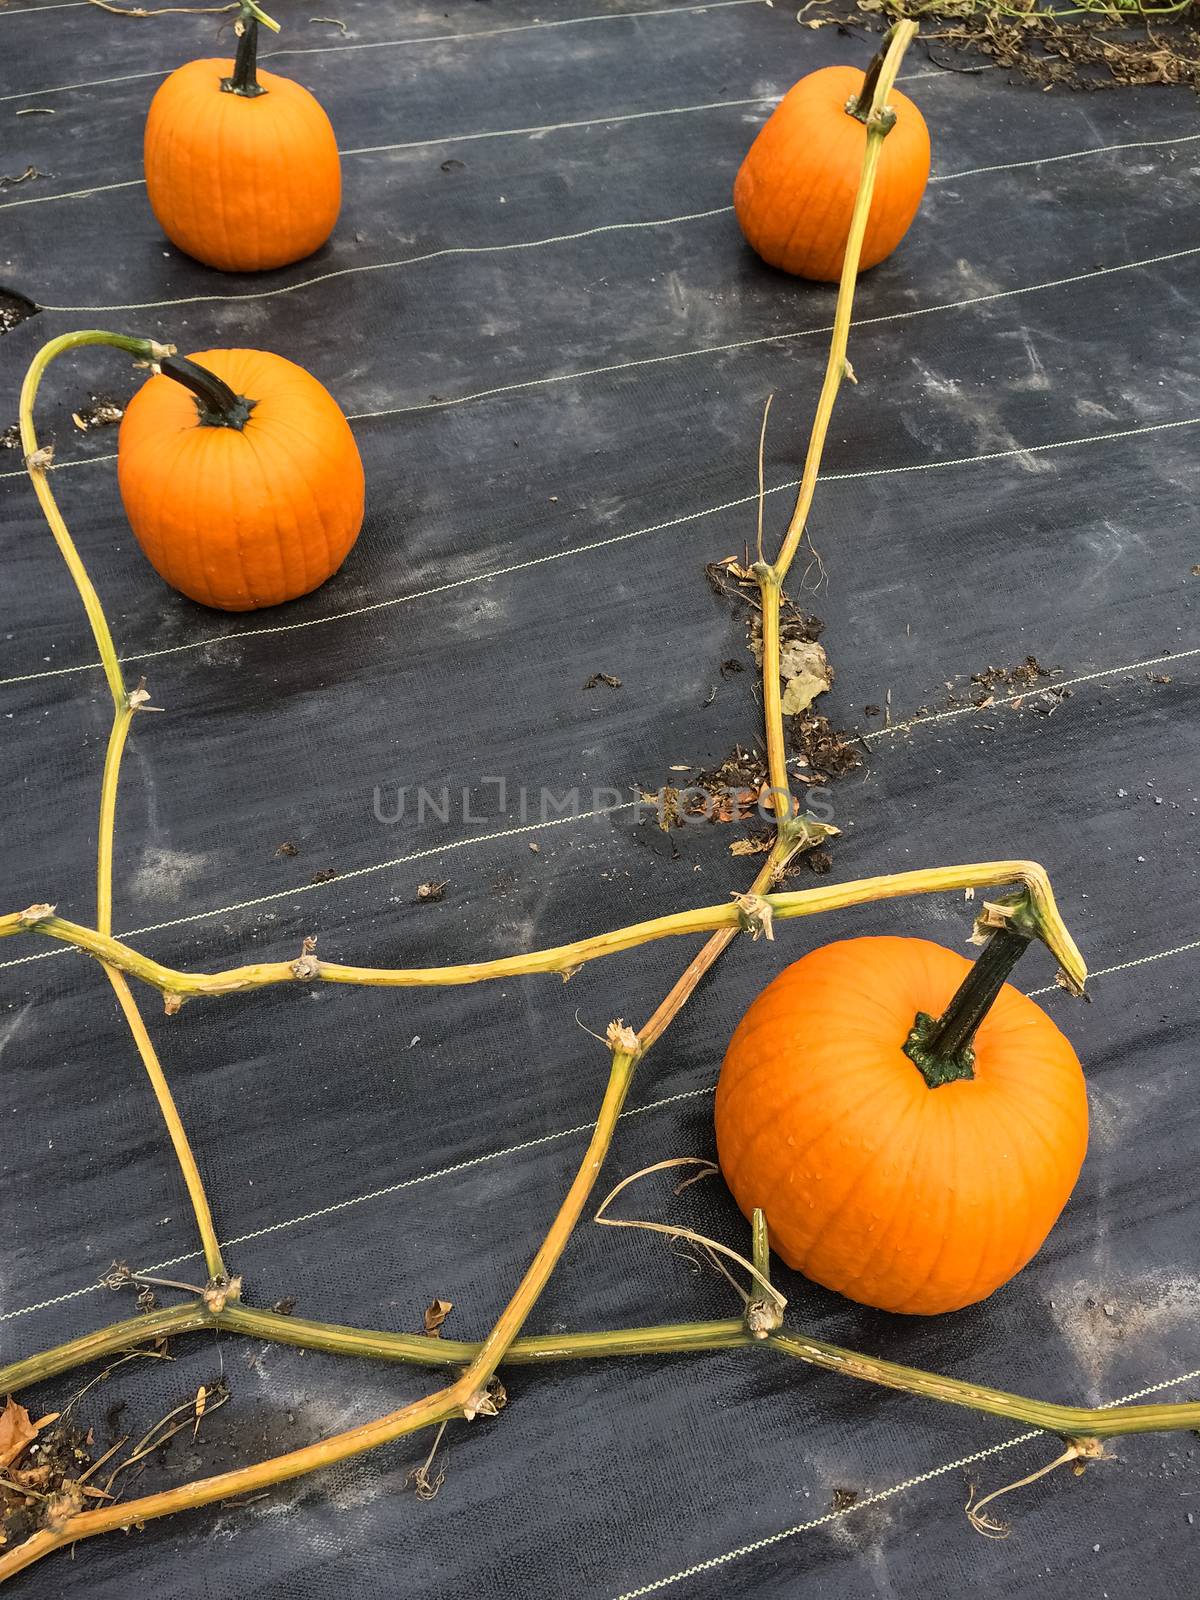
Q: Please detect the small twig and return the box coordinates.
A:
[405,1421,448,1499]
[0,168,48,189]
[693,1239,754,1303]
[309,13,347,33]
[60,1349,173,1418]
[755,392,774,564]
[966,1437,1105,1537]
[0,1475,49,1502]
[86,0,237,15]
[104,1383,229,1491]
[103,1263,207,1298]
[76,1438,129,1487]
[594,1158,787,1317]
[133,1271,209,1297]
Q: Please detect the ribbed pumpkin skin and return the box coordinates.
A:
[117,348,364,612]
[144,59,340,272]
[715,937,1087,1315]
[734,66,930,282]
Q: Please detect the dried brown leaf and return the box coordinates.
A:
[422,1298,453,1337]
[0,1397,40,1471]
[729,836,771,857]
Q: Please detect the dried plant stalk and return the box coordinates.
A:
[0,858,1086,1000]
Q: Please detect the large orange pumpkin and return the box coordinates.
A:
[143,5,340,273]
[117,348,364,611]
[734,60,930,282]
[715,934,1088,1314]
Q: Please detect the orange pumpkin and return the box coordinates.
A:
[143,4,340,273]
[117,348,364,611]
[715,934,1088,1315]
[734,57,930,282]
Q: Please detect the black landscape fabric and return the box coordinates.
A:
[2,1,1200,1596]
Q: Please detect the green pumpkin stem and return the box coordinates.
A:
[902,925,1032,1088]
[159,355,255,430]
[222,2,280,98]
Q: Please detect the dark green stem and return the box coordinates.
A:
[903,925,1032,1088]
[160,355,255,431]
[222,8,266,99]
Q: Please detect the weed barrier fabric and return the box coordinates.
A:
[1,1,1199,1593]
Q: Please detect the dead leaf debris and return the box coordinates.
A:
[421,1299,454,1337]
[815,3,1200,91]
[70,396,124,433]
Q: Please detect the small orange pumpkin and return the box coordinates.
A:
[734,53,930,282]
[715,933,1087,1315]
[143,3,340,273]
[117,348,364,611]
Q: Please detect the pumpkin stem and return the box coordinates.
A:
[845,28,901,129]
[159,355,255,430]
[222,2,281,98]
[903,925,1032,1088]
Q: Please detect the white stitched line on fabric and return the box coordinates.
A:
[0,100,776,215]
[0,0,760,103]
[0,1082,709,1325]
[0,0,91,12]
[346,102,1183,180]
[0,933,1194,1326]
[23,124,1200,303]
[0,65,993,215]
[930,127,1200,182]
[7,110,1193,223]
[0,453,117,487]
[817,413,1200,483]
[0,67,1001,223]
[5,783,1200,989]
[0,65,173,104]
[343,244,1200,422]
[611,1365,1200,1600]
[866,640,1200,742]
[3,412,1199,688]
[338,95,775,159]
[1026,938,1200,998]
[37,246,1196,400]
[37,206,736,314]
[259,0,760,62]
[0,60,994,214]
[0,493,756,679]
[0,803,639,975]
[610,1437,1045,1600]
[0,177,146,212]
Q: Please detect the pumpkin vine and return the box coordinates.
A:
[5,23,1200,1583]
